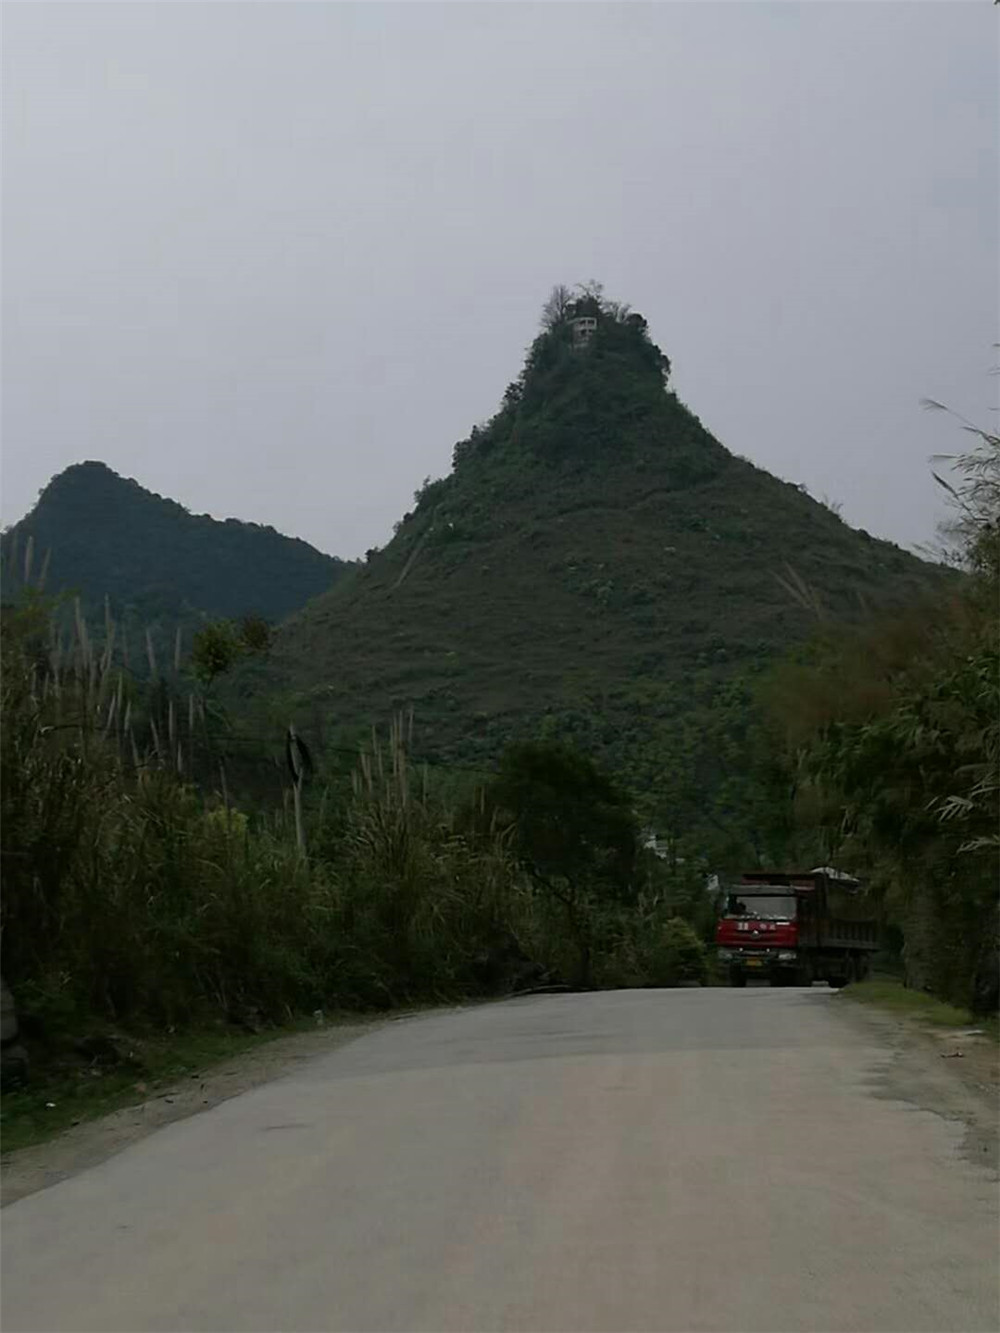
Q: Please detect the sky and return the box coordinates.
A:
[3,1,997,560]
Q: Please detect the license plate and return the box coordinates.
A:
[745,959,763,968]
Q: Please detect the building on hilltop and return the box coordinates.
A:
[570,315,597,348]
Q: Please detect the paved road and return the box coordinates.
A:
[2,989,997,1332]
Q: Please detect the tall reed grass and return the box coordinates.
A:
[1,588,707,1052]
[0,598,540,1039]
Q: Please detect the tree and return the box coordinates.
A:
[486,741,639,985]
[575,279,605,305]
[191,615,273,683]
[540,284,573,330]
[491,741,637,889]
[190,620,243,683]
[238,614,272,654]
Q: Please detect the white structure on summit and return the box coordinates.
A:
[570,315,597,348]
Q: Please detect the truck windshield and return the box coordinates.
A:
[725,894,796,920]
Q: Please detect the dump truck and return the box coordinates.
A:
[715,870,878,988]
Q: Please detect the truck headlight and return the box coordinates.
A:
[777,951,797,961]
[717,949,732,961]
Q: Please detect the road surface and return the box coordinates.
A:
[2,988,997,1332]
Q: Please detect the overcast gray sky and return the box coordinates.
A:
[3,1,997,559]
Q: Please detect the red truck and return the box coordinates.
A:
[715,870,878,989]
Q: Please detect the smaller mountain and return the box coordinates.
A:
[1,461,348,631]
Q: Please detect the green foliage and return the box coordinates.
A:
[1,622,512,1036]
[477,740,647,988]
[764,419,999,1012]
[0,460,348,675]
[1,606,611,1064]
[191,620,245,683]
[238,614,273,654]
[631,915,708,988]
[0,606,329,1025]
[190,615,273,683]
[1,590,719,1073]
[842,978,978,1029]
[488,741,638,896]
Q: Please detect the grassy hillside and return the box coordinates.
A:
[257,292,954,857]
[1,461,349,653]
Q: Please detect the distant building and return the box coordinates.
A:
[570,315,597,348]
[642,832,683,863]
[810,866,860,885]
[643,833,669,860]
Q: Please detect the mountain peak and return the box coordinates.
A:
[451,287,675,475]
[35,460,182,519]
[267,287,950,843]
[44,459,141,490]
[60,459,116,476]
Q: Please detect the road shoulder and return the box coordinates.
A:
[833,988,999,1177]
[1,1015,385,1207]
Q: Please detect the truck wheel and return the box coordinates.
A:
[729,968,747,988]
[853,956,870,982]
[827,975,848,990]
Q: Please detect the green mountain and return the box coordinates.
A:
[2,461,348,641]
[264,290,953,852]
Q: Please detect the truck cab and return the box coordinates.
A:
[715,885,801,987]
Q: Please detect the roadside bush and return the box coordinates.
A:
[644,917,708,986]
[2,598,720,1065]
[330,721,534,1004]
[0,608,541,1039]
[594,905,707,989]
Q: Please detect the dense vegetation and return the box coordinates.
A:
[762,413,999,1012]
[262,287,952,869]
[0,461,349,669]
[0,592,708,1086]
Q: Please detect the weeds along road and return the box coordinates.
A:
[2,988,997,1333]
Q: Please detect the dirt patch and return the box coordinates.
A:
[835,994,999,1177]
[1,1015,385,1207]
